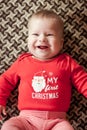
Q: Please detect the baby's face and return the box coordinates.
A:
[28,17,63,61]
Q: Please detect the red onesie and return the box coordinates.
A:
[0,53,87,112]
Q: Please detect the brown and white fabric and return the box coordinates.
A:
[0,0,87,129]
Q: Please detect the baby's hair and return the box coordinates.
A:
[28,9,64,37]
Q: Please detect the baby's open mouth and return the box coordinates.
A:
[37,46,48,49]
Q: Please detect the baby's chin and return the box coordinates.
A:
[32,54,54,61]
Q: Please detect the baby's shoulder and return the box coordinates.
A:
[18,53,32,61]
[59,53,72,59]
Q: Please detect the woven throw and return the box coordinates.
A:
[0,0,87,129]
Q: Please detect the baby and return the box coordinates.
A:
[0,9,87,130]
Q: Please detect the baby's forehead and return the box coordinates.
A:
[29,16,63,28]
[28,15,64,37]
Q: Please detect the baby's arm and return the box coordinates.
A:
[0,57,20,120]
[70,57,87,98]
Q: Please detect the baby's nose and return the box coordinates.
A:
[38,34,46,42]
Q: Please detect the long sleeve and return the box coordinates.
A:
[0,58,20,106]
[70,58,87,98]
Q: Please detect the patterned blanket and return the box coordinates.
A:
[0,0,87,129]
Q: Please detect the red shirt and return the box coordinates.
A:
[0,53,87,112]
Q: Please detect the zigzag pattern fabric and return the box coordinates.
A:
[0,0,87,129]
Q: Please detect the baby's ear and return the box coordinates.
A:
[61,38,64,48]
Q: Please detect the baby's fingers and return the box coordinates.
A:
[0,105,6,119]
[2,107,6,116]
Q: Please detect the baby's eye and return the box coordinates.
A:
[46,34,53,36]
[32,33,39,36]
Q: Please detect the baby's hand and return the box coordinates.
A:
[0,105,6,120]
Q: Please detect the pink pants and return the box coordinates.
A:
[1,110,74,130]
